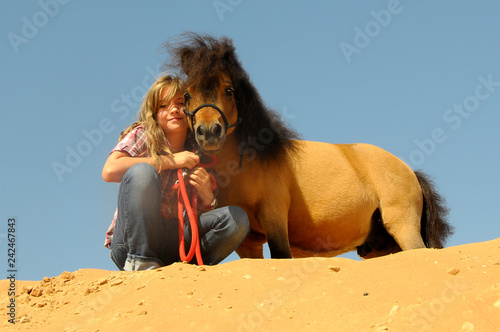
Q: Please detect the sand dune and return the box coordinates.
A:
[1,238,499,331]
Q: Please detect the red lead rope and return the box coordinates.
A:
[174,155,217,265]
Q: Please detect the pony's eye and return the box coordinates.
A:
[184,92,192,102]
[225,87,234,97]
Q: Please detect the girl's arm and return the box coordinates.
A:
[102,150,200,183]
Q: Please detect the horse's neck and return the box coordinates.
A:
[213,136,242,174]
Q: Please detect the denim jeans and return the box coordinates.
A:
[110,163,250,271]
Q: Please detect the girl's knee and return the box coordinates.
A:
[122,163,159,187]
[227,206,250,236]
[125,163,157,178]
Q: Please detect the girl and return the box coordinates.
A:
[102,75,249,271]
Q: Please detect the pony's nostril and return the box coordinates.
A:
[196,126,206,137]
[211,123,223,138]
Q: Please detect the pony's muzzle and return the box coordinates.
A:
[195,122,226,152]
[196,122,225,140]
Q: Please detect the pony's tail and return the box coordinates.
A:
[415,170,454,248]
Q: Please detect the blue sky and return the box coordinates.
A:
[1,1,499,281]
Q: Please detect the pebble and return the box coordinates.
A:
[60,271,74,280]
[447,267,460,275]
[389,305,400,315]
[328,266,341,272]
[110,279,123,287]
[30,288,43,297]
[462,321,474,330]
[97,278,108,286]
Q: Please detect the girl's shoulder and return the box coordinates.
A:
[113,124,148,157]
[120,124,147,141]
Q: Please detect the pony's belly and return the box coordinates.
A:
[287,141,378,253]
[288,207,375,253]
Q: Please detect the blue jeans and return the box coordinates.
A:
[110,163,250,271]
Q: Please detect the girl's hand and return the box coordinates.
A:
[188,167,214,206]
[167,151,200,170]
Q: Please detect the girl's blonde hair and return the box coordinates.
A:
[120,75,190,172]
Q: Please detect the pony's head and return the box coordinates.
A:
[182,72,240,155]
[164,33,299,160]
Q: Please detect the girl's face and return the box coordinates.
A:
[156,89,187,135]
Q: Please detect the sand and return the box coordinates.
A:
[1,238,499,331]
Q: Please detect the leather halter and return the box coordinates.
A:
[184,103,244,170]
[183,103,241,133]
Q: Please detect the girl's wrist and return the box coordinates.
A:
[201,196,218,210]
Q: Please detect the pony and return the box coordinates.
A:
[164,33,453,259]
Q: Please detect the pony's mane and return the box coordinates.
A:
[163,32,300,163]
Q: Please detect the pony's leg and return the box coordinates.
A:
[235,231,266,258]
[380,204,426,250]
[258,206,292,259]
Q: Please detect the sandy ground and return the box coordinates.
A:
[1,238,499,331]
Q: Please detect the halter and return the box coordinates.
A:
[183,103,241,133]
[184,103,244,170]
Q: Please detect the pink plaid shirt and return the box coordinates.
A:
[104,125,216,248]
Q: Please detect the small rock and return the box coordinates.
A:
[60,271,74,280]
[138,300,146,306]
[198,266,206,272]
[447,267,460,275]
[97,278,108,286]
[389,305,400,315]
[462,321,474,330]
[328,266,341,272]
[243,274,251,279]
[43,277,51,283]
[110,279,123,287]
[30,288,43,297]
[19,316,30,324]
[138,310,147,316]
[21,285,33,295]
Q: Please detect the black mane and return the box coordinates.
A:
[163,32,300,163]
